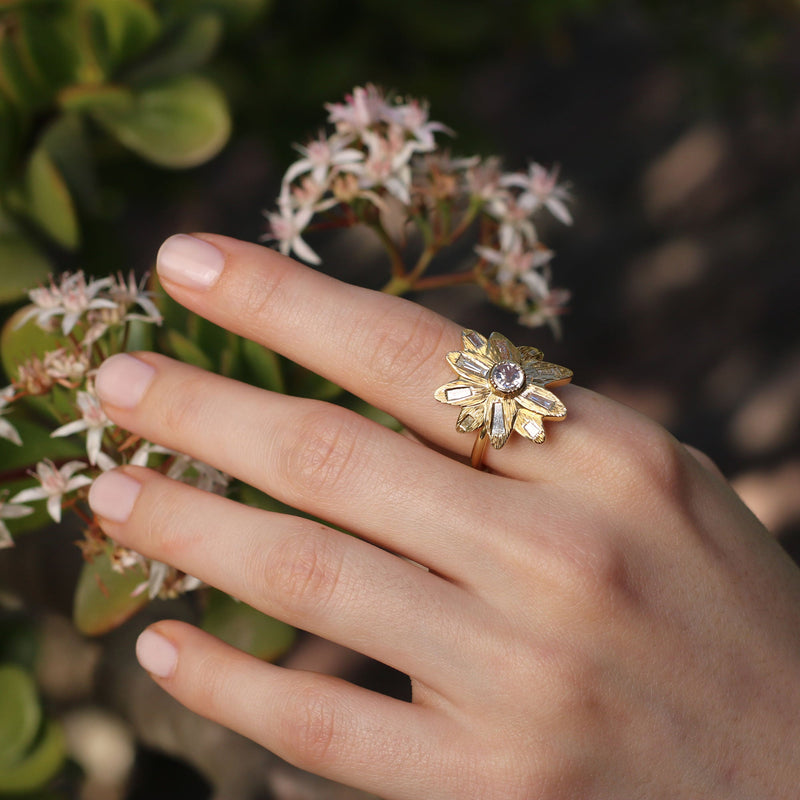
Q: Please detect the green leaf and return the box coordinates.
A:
[163,329,213,370]
[15,4,84,92]
[123,13,223,84]
[73,544,149,635]
[202,589,295,662]
[0,665,41,769]
[16,146,80,249]
[0,719,66,793]
[0,231,51,305]
[1,306,66,386]
[57,83,133,114]
[241,338,284,393]
[0,92,22,185]
[0,25,50,110]
[85,0,161,73]
[90,74,231,168]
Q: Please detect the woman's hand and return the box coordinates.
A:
[88,233,800,800]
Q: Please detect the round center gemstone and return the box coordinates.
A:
[489,361,525,394]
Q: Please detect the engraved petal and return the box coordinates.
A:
[514,408,546,443]
[461,329,490,355]
[516,385,567,418]
[518,346,544,365]
[525,360,573,387]
[457,405,485,433]
[486,395,517,448]
[488,332,520,363]
[446,350,493,382]
[434,380,489,407]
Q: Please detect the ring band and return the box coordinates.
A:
[434,330,573,469]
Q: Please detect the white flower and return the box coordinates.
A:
[167,454,229,494]
[0,496,34,549]
[17,272,116,335]
[283,133,364,187]
[109,272,163,325]
[0,387,21,446]
[485,191,538,251]
[51,390,112,465]
[262,184,320,265]
[501,163,573,225]
[11,459,93,523]
[346,128,417,204]
[518,286,571,337]
[43,348,90,385]
[389,99,452,152]
[476,243,554,286]
[325,84,393,137]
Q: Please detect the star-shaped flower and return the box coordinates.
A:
[435,330,573,448]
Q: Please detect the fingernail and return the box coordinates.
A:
[95,353,155,409]
[157,234,225,290]
[136,629,178,679]
[88,470,141,523]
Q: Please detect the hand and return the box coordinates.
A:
[88,233,800,800]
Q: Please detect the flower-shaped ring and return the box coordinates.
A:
[434,330,573,469]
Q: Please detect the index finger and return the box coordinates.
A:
[155,233,644,478]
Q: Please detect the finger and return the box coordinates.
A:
[134,621,457,800]
[88,467,480,688]
[94,351,523,580]
[153,233,598,478]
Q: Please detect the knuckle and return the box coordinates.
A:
[268,529,345,617]
[280,683,340,769]
[279,406,362,500]
[361,304,451,390]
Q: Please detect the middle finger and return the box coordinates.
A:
[94,352,524,583]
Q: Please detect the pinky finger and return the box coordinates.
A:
[136,621,445,800]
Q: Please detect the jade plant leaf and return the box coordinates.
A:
[90,74,231,168]
[0,665,42,770]
[14,146,80,250]
[163,329,213,370]
[241,339,285,393]
[202,588,295,662]
[73,544,149,635]
[122,12,223,84]
[86,0,161,73]
[0,719,67,793]
[0,231,51,305]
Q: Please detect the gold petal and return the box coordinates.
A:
[514,408,546,443]
[518,345,544,364]
[434,380,489,407]
[516,385,567,418]
[461,329,490,355]
[446,350,493,381]
[486,395,518,448]
[526,360,573,387]
[488,332,520,363]
[457,405,485,433]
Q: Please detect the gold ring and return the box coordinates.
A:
[434,330,573,469]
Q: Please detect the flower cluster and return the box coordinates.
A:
[0,271,227,600]
[263,84,573,333]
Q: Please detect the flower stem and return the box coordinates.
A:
[370,222,407,280]
[411,269,478,292]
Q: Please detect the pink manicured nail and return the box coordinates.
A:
[157,234,225,290]
[95,353,155,409]
[136,630,178,678]
[88,470,141,523]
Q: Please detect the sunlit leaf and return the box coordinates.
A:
[0,719,66,793]
[202,589,295,662]
[90,74,231,168]
[73,544,149,635]
[58,83,133,114]
[0,665,42,769]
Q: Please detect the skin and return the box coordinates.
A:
[89,234,800,800]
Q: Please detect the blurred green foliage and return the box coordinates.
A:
[0,0,271,301]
